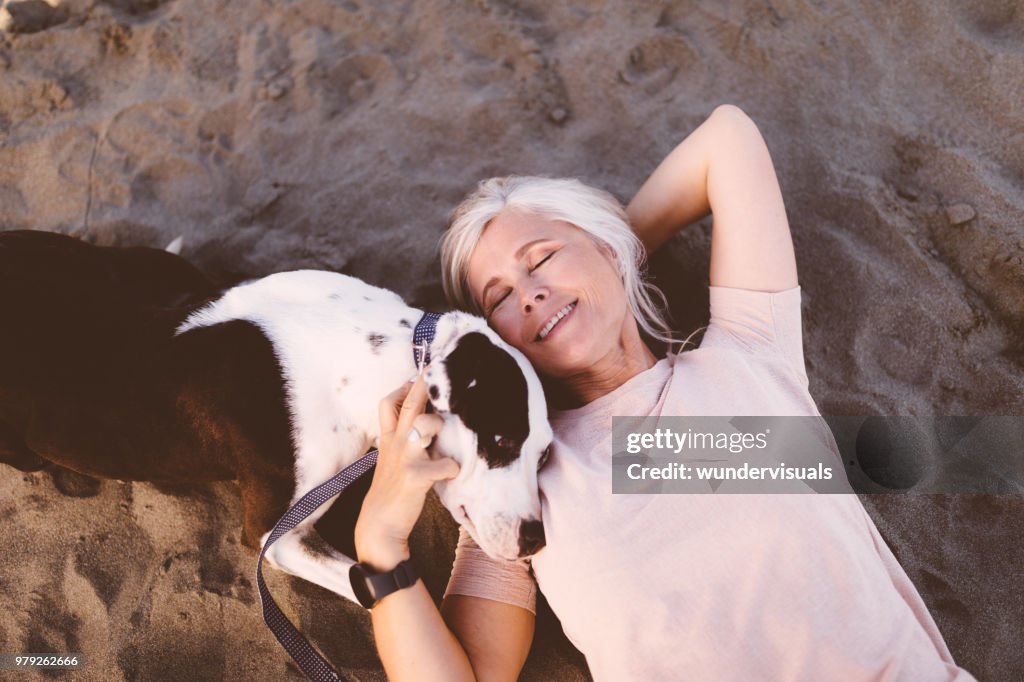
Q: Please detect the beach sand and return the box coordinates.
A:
[1,0,1021,679]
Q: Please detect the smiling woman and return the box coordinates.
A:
[354,104,977,682]
[441,177,688,408]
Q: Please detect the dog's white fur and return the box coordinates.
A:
[175,270,551,604]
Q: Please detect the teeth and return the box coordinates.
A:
[538,303,575,339]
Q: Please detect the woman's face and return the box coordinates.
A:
[465,209,634,380]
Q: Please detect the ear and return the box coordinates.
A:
[443,332,492,413]
[443,332,530,469]
[424,321,491,414]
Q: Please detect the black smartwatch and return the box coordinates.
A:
[349,559,419,609]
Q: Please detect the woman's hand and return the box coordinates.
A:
[354,371,460,571]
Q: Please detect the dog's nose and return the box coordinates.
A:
[517,519,546,557]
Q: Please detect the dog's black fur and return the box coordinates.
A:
[0,230,314,548]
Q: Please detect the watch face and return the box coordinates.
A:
[349,563,376,608]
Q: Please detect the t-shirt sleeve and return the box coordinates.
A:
[443,526,538,615]
[698,285,807,382]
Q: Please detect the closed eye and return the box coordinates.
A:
[487,289,511,317]
[486,250,555,316]
[529,251,554,272]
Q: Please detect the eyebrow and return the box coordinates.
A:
[479,238,551,309]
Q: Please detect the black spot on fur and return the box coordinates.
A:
[300,532,335,558]
[367,332,387,353]
[444,333,529,469]
[339,376,350,386]
[398,319,411,328]
[329,292,342,300]
[362,295,372,301]
[429,384,440,401]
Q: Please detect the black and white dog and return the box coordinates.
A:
[0,230,551,605]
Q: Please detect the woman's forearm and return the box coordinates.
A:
[357,534,476,680]
[625,105,739,254]
[367,568,477,681]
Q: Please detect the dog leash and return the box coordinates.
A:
[257,312,441,682]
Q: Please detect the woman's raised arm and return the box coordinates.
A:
[626,104,798,292]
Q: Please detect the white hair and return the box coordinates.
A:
[439,175,680,348]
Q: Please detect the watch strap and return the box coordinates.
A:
[353,558,419,608]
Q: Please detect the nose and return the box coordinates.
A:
[522,289,546,314]
[517,519,546,557]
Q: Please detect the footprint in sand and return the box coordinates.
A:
[73,526,155,610]
[0,0,69,34]
[98,0,174,18]
[619,34,703,96]
[306,53,397,119]
[954,0,1024,50]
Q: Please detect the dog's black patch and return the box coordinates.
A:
[429,384,440,401]
[300,531,335,558]
[367,332,387,352]
[398,319,411,328]
[444,332,529,469]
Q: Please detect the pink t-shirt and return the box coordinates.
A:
[445,285,975,681]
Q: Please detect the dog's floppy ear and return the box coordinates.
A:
[444,332,491,411]
[443,332,529,469]
[423,331,488,415]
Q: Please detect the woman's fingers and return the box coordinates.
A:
[407,413,443,449]
[378,377,416,437]
[425,456,460,482]
[405,413,459,480]
[396,371,429,435]
[356,372,459,562]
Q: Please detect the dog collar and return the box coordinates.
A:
[412,312,442,370]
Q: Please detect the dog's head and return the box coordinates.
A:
[424,312,552,561]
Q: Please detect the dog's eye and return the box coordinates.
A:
[494,434,513,450]
[538,444,552,471]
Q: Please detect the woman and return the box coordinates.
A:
[352,105,974,680]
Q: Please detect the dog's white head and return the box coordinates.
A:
[424,312,552,561]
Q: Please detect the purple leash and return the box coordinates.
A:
[256,312,441,681]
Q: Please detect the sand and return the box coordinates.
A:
[1,0,1022,679]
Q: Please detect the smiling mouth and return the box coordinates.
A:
[536,301,577,341]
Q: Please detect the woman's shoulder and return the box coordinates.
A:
[695,284,805,368]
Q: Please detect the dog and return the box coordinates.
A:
[0,229,552,606]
